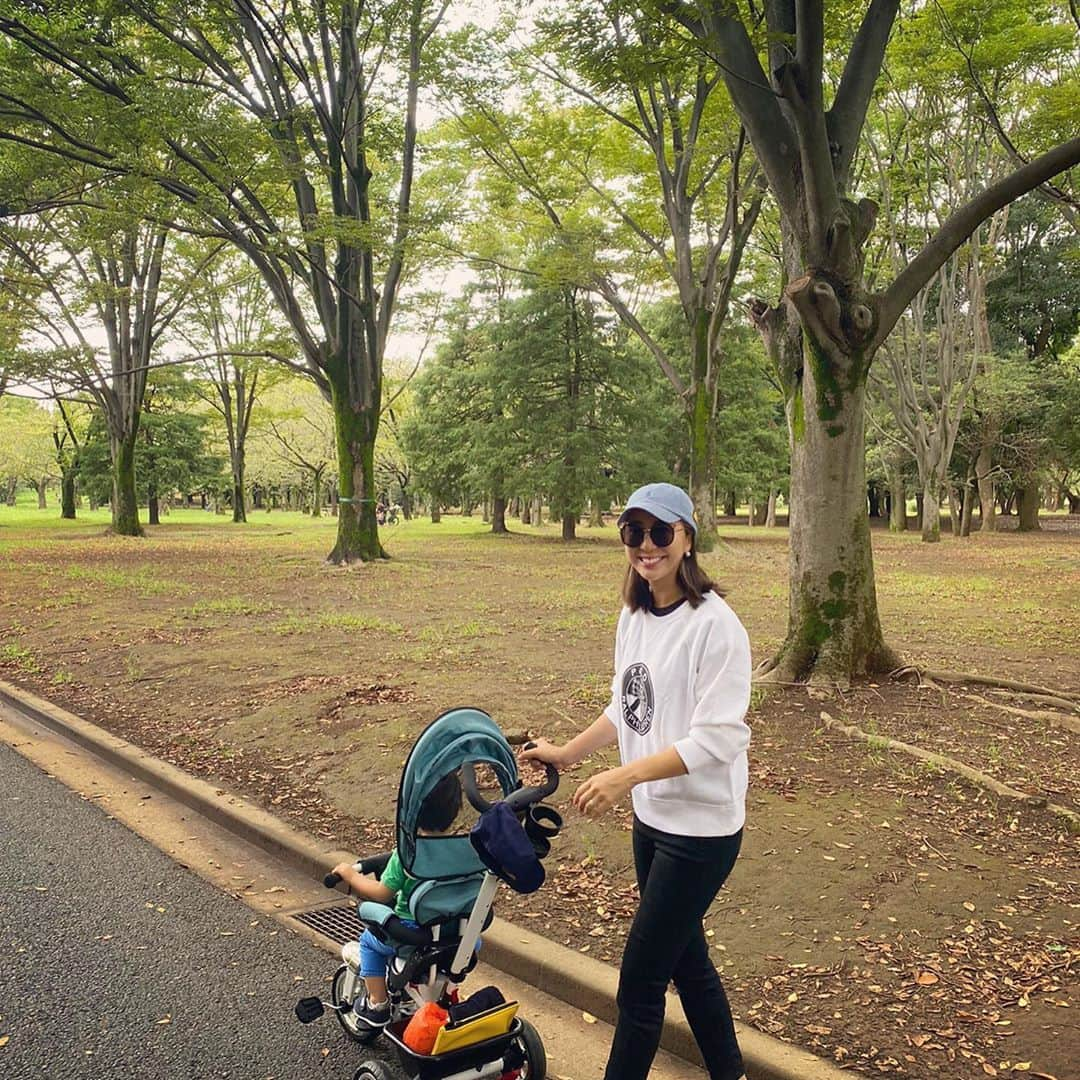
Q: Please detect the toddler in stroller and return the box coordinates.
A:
[296,707,562,1080]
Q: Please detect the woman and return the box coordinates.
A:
[523,481,750,1080]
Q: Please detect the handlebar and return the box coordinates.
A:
[323,851,394,890]
[462,743,559,815]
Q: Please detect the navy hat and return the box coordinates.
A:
[470,802,545,895]
[617,482,696,534]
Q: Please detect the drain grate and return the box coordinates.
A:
[292,901,362,946]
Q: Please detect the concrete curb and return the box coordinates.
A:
[0,678,848,1080]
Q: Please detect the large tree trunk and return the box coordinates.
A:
[920,483,941,543]
[960,473,976,537]
[757,287,899,685]
[561,513,576,541]
[688,309,718,550]
[1016,484,1041,531]
[976,444,996,532]
[148,484,160,525]
[491,493,508,534]
[326,371,383,563]
[60,469,77,520]
[232,449,247,524]
[110,431,143,537]
[765,490,778,528]
[36,479,47,510]
[947,487,961,536]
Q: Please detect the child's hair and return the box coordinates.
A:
[417,770,463,832]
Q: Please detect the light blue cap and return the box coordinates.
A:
[617,482,696,534]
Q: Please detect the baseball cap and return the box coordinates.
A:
[617,482,696,534]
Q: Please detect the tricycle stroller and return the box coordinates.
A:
[295,706,562,1080]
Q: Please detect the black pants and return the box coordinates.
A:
[603,817,744,1080]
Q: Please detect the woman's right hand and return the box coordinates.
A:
[521,737,569,771]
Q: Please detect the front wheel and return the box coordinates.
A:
[331,964,380,1046]
[515,1018,546,1078]
[353,1063,395,1080]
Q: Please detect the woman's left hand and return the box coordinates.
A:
[573,767,632,818]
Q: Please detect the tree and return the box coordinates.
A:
[177,253,293,523]
[665,0,1080,682]
[255,379,337,516]
[453,7,763,548]
[0,0,454,561]
[0,395,57,508]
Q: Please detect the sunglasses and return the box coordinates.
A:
[619,521,682,548]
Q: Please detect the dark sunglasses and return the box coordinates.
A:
[619,521,682,548]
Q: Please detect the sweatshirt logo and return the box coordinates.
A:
[621,663,654,735]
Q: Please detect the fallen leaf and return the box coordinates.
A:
[582,1012,597,1024]
[915,971,940,986]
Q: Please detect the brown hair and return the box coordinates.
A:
[621,541,724,612]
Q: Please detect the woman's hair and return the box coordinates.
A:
[417,770,463,832]
[621,527,724,611]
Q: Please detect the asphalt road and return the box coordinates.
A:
[0,740,392,1080]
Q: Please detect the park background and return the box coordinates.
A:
[1,1,1078,1077]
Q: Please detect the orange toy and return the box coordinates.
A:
[402,1002,449,1055]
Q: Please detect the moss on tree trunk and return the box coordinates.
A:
[110,432,143,537]
[326,374,384,563]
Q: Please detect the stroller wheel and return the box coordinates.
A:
[331,964,381,1045]
[515,1018,547,1078]
[353,1063,395,1080]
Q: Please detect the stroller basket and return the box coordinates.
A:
[382,1015,524,1080]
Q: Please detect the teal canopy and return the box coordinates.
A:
[397,707,519,880]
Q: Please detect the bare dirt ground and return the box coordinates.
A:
[1,508,1077,1078]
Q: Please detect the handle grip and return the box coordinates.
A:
[462,742,559,815]
[323,872,343,889]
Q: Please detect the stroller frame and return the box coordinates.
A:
[297,706,558,1080]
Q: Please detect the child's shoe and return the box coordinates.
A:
[353,997,392,1029]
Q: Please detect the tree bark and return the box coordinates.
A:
[491,494,508,534]
[976,444,996,532]
[920,484,941,543]
[1017,484,1041,531]
[762,301,899,684]
[232,449,247,523]
[36,479,47,510]
[60,469,77,520]
[110,430,143,537]
[148,484,160,526]
[765,490,778,527]
[326,372,383,562]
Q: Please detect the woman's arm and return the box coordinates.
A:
[521,712,618,771]
[572,746,687,818]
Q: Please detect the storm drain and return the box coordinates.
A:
[291,901,362,947]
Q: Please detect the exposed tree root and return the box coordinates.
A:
[819,710,1080,833]
[959,693,1080,735]
[892,665,1080,708]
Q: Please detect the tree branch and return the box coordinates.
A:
[875,137,1080,350]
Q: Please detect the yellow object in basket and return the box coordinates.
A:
[430,1000,520,1055]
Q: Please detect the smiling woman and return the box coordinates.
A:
[523,481,752,1080]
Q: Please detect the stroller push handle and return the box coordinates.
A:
[462,743,559,814]
[323,851,394,890]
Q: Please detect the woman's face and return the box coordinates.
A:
[621,509,692,594]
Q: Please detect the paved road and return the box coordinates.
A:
[0,740,392,1080]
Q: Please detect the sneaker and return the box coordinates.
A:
[353,997,391,1029]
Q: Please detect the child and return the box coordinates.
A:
[330,769,462,1028]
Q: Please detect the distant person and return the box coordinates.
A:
[329,771,462,1029]
[524,482,751,1080]
[376,500,387,526]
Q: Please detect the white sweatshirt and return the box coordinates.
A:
[603,590,751,837]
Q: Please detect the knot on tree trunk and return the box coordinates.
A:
[786,271,876,354]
